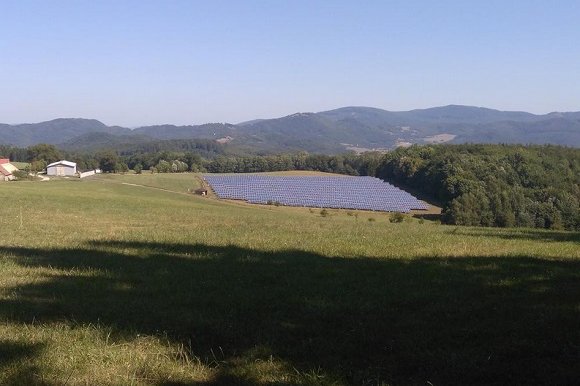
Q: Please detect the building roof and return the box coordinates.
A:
[4,163,17,173]
[47,160,77,168]
[0,158,10,165]
[0,164,12,176]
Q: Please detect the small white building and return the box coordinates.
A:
[47,160,77,176]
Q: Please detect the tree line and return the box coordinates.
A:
[2,142,578,230]
[0,144,214,174]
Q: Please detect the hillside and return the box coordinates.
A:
[133,123,238,141]
[0,118,131,147]
[0,175,578,384]
[59,132,155,151]
[1,105,579,152]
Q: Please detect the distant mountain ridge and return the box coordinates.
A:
[1,105,579,153]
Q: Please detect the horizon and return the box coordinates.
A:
[1,1,579,126]
[3,103,579,128]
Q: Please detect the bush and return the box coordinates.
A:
[13,170,32,180]
[171,160,188,173]
[389,212,406,223]
[116,163,129,174]
[320,209,329,217]
[368,217,376,222]
[30,160,47,173]
[156,160,172,173]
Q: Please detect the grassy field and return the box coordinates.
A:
[0,173,579,385]
[10,162,31,170]
[96,172,204,194]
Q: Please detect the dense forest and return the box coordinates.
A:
[1,143,578,230]
[375,145,579,230]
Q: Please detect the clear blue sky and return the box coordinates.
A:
[1,0,579,126]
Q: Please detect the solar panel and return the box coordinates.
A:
[203,175,429,213]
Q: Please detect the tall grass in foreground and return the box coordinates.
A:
[0,174,578,385]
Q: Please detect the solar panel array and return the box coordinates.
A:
[204,175,428,213]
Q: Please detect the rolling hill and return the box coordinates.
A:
[1,174,578,384]
[1,105,579,153]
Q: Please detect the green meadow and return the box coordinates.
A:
[0,174,578,385]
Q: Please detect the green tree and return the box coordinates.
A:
[30,160,47,173]
[156,160,171,173]
[116,162,129,174]
[171,160,188,172]
[98,151,119,173]
[27,144,62,164]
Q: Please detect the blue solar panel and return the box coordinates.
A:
[203,175,429,213]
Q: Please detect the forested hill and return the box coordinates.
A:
[376,145,580,230]
[0,119,130,147]
[1,105,580,152]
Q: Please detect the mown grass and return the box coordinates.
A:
[0,174,578,385]
[96,172,203,194]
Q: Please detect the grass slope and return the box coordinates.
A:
[0,175,578,385]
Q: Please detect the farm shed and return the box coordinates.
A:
[0,158,17,181]
[47,160,77,176]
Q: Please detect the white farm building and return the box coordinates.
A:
[47,160,77,176]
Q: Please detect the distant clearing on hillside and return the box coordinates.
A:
[423,133,457,143]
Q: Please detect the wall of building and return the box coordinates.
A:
[79,170,95,178]
[47,165,76,176]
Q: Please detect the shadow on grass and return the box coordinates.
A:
[447,227,580,243]
[0,241,579,385]
[0,341,48,386]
